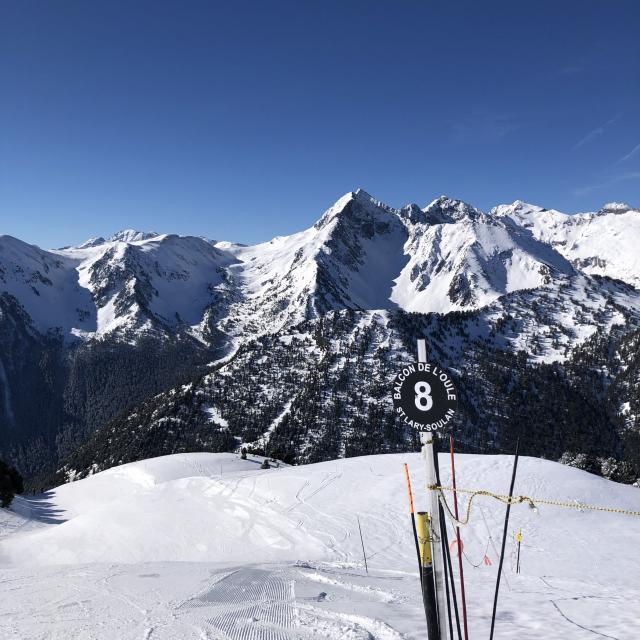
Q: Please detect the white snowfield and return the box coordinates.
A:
[1,452,639,639]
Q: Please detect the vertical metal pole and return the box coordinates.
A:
[433,447,461,640]
[357,516,368,574]
[417,338,448,640]
[440,519,455,640]
[423,432,448,640]
[417,339,428,364]
[449,436,469,640]
[489,439,520,640]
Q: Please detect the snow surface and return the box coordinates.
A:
[1,451,639,638]
[203,405,229,427]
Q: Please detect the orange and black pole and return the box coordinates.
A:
[404,463,422,583]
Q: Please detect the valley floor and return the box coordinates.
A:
[1,452,639,639]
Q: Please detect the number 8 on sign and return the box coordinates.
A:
[414,380,433,411]
[392,362,458,432]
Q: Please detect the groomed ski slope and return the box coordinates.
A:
[1,452,639,639]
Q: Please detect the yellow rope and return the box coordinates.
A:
[428,484,640,526]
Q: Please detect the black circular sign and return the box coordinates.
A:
[392,362,458,432]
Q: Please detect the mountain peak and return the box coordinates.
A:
[511,199,542,210]
[491,201,549,218]
[76,236,106,249]
[314,189,395,231]
[352,188,396,212]
[599,202,634,215]
[109,229,159,243]
[353,187,372,199]
[422,196,481,223]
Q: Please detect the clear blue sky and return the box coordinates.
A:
[1,1,639,248]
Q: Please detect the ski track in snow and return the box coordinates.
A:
[202,568,294,640]
[173,564,405,640]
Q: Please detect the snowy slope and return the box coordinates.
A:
[1,452,639,639]
[493,200,640,288]
[218,191,409,337]
[0,234,96,337]
[393,197,574,313]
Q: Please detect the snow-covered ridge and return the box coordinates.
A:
[492,200,640,287]
[0,232,237,341]
[108,228,159,243]
[1,191,639,344]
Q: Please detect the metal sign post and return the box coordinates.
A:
[392,338,459,640]
[422,429,448,639]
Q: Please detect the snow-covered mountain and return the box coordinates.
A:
[2,190,638,346]
[2,189,640,481]
[61,233,237,340]
[217,191,577,337]
[0,232,236,340]
[492,200,640,287]
[394,195,574,313]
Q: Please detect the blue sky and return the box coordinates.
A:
[1,1,639,248]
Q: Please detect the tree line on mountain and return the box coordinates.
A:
[0,459,23,508]
[1,291,222,483]
[45,306,640,489]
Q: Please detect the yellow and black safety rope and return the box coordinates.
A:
[428,484,640,526]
